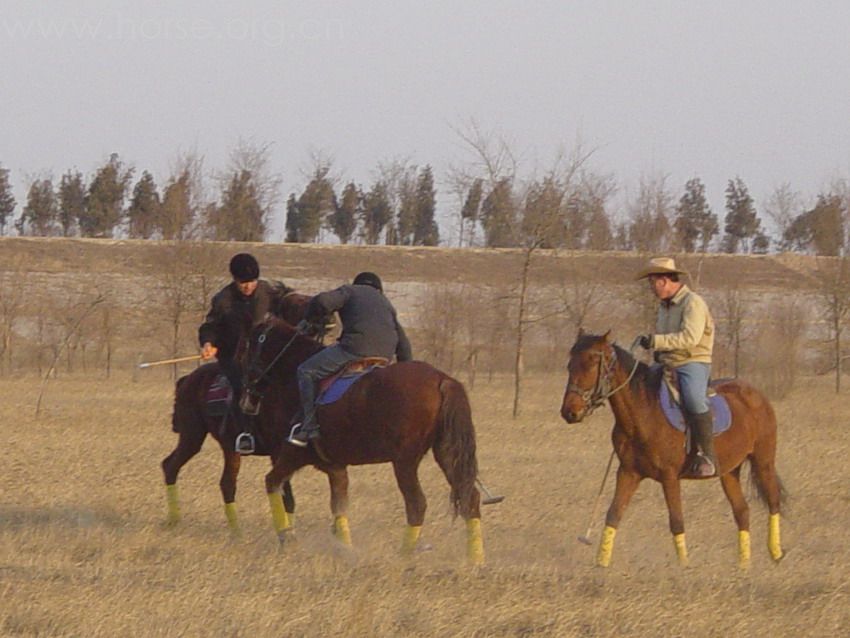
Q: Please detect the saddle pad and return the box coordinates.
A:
[206,373,232,417]
[316,365,382,406]
[659,382,732,435]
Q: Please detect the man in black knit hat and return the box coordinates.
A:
[199,253,294,454]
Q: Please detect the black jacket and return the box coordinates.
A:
[198,279,293,362]
[306,284,412,361]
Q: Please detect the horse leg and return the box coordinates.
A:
[219,450,242,536]
[392,460,428,556]
[751,454,784,561]
[598,467,641,567]
[660,476,689,567]
[265,457,298,544]
[160,426,207,525]
[327,467,352,546]
[719,466,751,569]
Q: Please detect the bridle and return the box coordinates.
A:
[242,324,301,401]
[565,339,640,417]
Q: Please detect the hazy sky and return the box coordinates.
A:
[2,1,850,242]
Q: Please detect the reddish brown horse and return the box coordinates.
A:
[560,330,786,568]
[239,317,485,564]
[160,292,317,533]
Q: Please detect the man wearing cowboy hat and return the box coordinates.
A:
[636,257,717,478]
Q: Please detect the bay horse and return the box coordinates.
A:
[239,317,484,564]
[160,292,318,533]
[560,330,785,569]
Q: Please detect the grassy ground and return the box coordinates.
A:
[1,371,847,637]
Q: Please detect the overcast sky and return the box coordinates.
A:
[2,1,849,242]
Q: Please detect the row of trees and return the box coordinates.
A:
[2,139,849,255]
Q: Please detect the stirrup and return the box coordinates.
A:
[685,453,715,478]
[287,423,309,448]
[235,432,255,455]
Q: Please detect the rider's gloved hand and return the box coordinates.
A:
[295,319,312,333]
[637,334,653,350]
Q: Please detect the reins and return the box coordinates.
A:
[244,325,302,395]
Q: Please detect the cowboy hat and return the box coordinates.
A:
[635,257,689,280]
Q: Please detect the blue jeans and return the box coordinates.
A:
[297,344,360,430]
[675,362,711,415]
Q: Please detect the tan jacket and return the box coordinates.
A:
[652,284,714,367]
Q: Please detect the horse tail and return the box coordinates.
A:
[748,460,790,511]
[171,374,189,433]
[434,377,479,519]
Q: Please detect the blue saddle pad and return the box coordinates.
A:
[316,367,379,406]
[659,382,732,435]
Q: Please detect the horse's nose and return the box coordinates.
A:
[561,405,578,423]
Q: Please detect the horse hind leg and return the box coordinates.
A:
[327,467,352,546]
[161,425,206,525]
[392,460,427,556]
[720,466,751,569]
[750,453,785,561]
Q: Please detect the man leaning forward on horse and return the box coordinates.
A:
[288,271,413,447]
[636,257,717,478]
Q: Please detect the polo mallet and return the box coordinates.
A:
[138,354,203,369]
[578,449,616,545]
[476,477,505,505]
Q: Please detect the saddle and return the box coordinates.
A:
[659,367,732,436]
[205,373,232,417]
[316,357,389,406]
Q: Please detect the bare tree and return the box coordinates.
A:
[815,256,850,392]
[763,183,803,251]
[718,285,748,377]
[0,262,28,374]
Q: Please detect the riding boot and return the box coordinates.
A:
[683,411,716,478]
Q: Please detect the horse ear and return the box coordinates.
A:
[603,329,613,344]
[576,326,585,340]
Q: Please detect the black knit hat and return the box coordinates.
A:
[353,271,382,292]
[229,253,260,282]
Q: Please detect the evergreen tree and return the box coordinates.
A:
[58,171,85,237]
[15,178,57,236]
[413,166,439,246]
[209,170,265,241]
[127,171,160,239]
[0,165,16,236]
[460,178,483,246]
[284,193,301,243]
[722,176,761,253]
[521,177,566,248]
[784,193,845,256]
[480,178,517,247]
[293,166,336,243]
[327,181,359,244]
[674,177,717,252]
[80,154,132,238]
[360,181,393,245]
[159,169,194,240]
[394,172,418,246]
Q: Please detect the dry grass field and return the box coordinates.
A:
[2,366,848,637]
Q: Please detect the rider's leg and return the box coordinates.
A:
[677,362,716,477]
[289,344,359,446]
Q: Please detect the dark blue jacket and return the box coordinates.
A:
[306,284,412,361]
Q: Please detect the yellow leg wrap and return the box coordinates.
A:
[165,484,180,524]
[597,526,616,567]
[673,533,689,567]
[333,515,352,546]
[224,502,239,533]
[267,492,292,533]
[738,530,751,569]
[466,518,485,565]
[400,525,422,555]
[768,513,783,561]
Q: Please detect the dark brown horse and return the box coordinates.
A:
[239,317,485,564]
[560,330,785,568]
[160,292,319,533]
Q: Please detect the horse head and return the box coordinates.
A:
[560,329,619,423]
[239,318,308,415]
